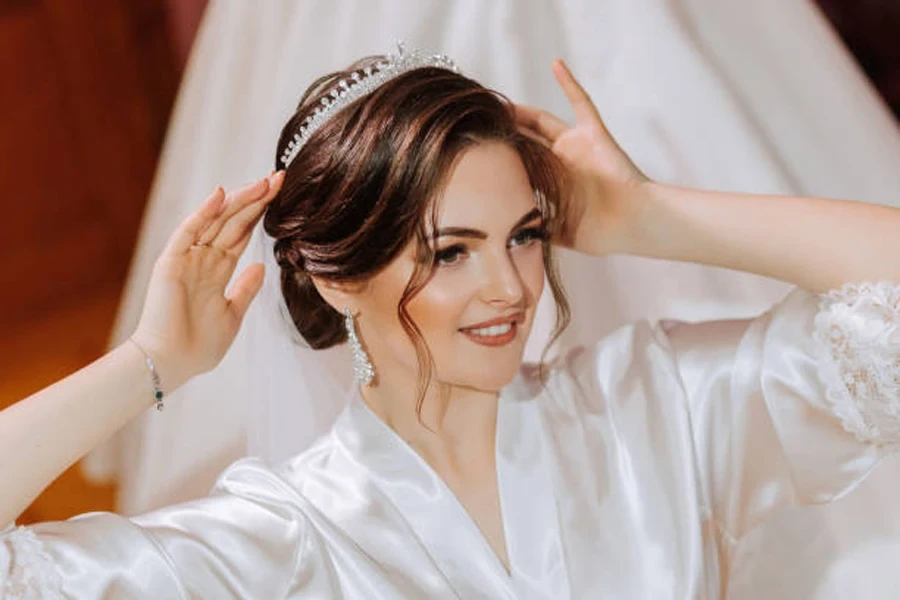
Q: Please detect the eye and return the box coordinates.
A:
[509,226,548,248]
[434,244,468,266]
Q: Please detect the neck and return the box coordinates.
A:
[360,372,499,461]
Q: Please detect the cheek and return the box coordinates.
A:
[513,244,546,304]
[358,259,416,349]
[405,269,475,333]
[363,256,476,364]
[369,245,547,358]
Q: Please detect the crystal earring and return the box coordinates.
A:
[344,308,375,386]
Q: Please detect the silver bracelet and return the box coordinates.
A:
[129,338,165,411]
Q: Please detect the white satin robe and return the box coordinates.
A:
[4,283,900,598]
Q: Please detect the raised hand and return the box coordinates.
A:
[515,60,650,256]
[131,172,284,390]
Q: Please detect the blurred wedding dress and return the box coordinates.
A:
[83,1,900,597]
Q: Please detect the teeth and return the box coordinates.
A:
[466,323,513,337]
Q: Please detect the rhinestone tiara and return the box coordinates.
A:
[280,42,459,168]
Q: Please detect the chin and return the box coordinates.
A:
[434,331,532,391]
[455,361,524,393]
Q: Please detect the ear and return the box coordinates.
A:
[310,276,366,314]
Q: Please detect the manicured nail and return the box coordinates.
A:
[212,187,226,211]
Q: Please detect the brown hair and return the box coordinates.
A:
[263,55,570,402]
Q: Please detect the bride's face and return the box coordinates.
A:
[356,141,547,392]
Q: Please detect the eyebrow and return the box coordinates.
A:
[435,208,543,240]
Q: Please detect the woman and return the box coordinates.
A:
[101,0,900,518]
[2,50,899,598]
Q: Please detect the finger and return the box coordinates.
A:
[201,170,284,245]
[268,169,286,196]
[226,263,266,321]
[211,171,284,250]
[227,171,282,256]
[216,194,269,250]
[551,59,602,126]
[514,104,569,144]
[209,250,241,292]
[229,214,264,259]
[165,187,225,255]
[197,176,272,245]
[197,177,269,245]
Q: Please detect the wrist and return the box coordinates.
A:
[619,182,700,260]
[127,334,193,400]
[593,178,659,256]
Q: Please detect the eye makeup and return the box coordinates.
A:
[432,221,547,267]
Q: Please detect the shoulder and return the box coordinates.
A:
[236,433,363,509]
[522,319,675,387]
[275,431,344,482]
[213,456,295,497]
[196,457,314,533]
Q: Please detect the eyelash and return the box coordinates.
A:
[433,226,548,267]
[510,226,549,248]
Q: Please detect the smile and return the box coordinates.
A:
[467,323,513,336]
[459,314,522,347]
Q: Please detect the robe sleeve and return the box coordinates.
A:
[662,281,900,543]
[0,457,308,599]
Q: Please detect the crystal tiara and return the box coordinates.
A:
[279,42,459,168]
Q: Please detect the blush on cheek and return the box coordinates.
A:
[406,268,476,335]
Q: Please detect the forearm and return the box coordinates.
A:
[0,342,158,526]
[0,176,276,528]
[624,183,900,293]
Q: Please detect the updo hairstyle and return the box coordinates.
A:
[263,55,570,375]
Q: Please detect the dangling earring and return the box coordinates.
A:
[344,308,375,386]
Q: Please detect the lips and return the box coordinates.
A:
[465,322,514,337]
[460,313,522,331]
[459,313,523,347]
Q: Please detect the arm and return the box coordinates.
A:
[0,172,283,528]
[0,343,165,529]
[516,60,900,292]
[628,184,900,294]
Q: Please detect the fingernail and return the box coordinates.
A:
[212,187,225,210]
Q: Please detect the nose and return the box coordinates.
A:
[480,252,526,307]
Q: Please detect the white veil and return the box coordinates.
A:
[243,231,351,463]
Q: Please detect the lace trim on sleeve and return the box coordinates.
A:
[813,281,900,445]
[0,525,63,599]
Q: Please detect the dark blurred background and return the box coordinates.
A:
[0,0,206,522]
[0,0,896,522]
[817,0,900,116]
